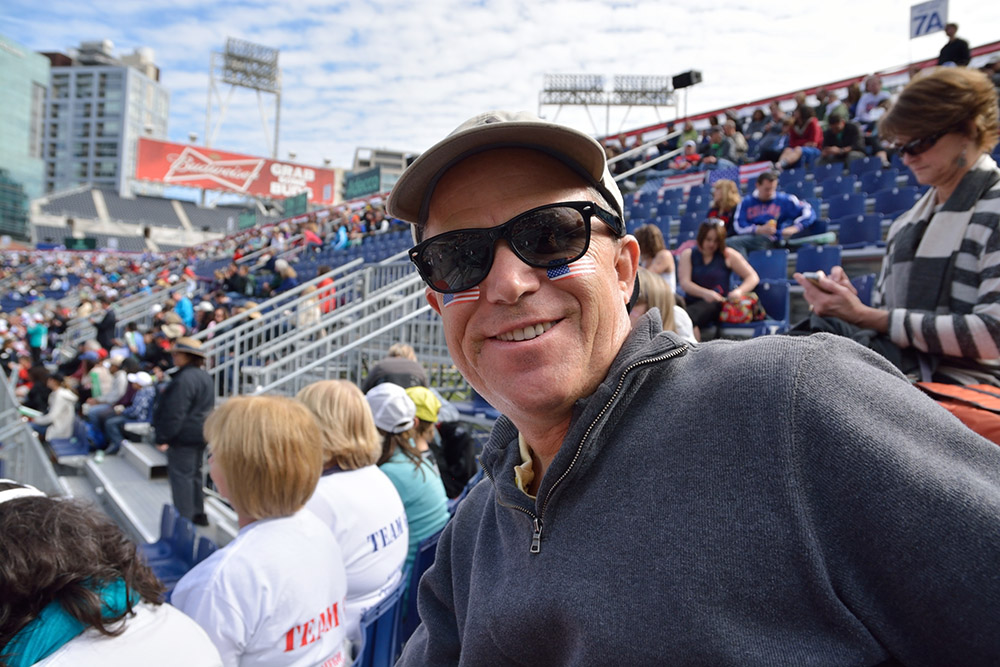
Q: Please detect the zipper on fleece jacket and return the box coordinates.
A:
[484,344,689,553]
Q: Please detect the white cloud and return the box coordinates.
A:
[2,0,998,168]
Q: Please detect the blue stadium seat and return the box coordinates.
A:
[778,169,804,188]
[356,577,406,667]
[139,505,179,562]
[678,213,702,241]
[657,199,681,218]
[837,214,885,249]
[195,535,218,565]
[873,186,922,218]
[825,193,866,220]
[782,181,813,200]
[848,156,882,177]
[795,244,843,275]
[851,273,877,307]
[686,195,709,217]
[859,168,899,195]
[748,248,789,282]
[811,162,844,181]
[653,216,672,247]
[400,529,444,646]
[819,175,858,197]
[687,183,711,201]
[145,511,197,589]
[661,188,684,205]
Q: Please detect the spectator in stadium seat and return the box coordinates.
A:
[813,87,835,123]
[795,67,1000,386]
[405,385,478,499]
[707,178,741,238]
[679,121,699,145]
[173,290,195,330]
[678,220,759,338]
[361,343,428,393]
[172,396,351,666]
[938,22,971,66]
[723,120,748,162]
[152,337,214,525]
[776,105,823,170]
[845,81,863,120]
[27,372,77,443]
[0,480,222,666]
[667,140,703,173]
[388,109,1000,663]
[316,265,337,315]
[634,224,677,294]
[365,383,450,577]
[21,364,51,415]
[728,171,816,257]
[102,371,156,455]
[699,126,738,169]
[757,116,791,164]
[631,266,696,344]
[744,108,769,140]
[854,75,891,129]
[816,111,867,168]
[296,380,408,643]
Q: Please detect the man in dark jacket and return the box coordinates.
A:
[385,110,1000,664]
[92,296,117,351]
[152,337,214,525]
[938,22,971,66]
[816,111,867,167]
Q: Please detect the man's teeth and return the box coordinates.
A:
[497,321,555,342]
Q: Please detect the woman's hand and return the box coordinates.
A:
[794,267,887,332]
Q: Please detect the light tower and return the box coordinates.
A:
[205,37,282,158]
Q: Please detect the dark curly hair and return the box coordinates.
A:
[0,482,164,663]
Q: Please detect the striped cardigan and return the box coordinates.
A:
[874,153,1000,385]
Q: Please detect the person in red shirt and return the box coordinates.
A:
[315,265,337,315]
[777,105,823,170]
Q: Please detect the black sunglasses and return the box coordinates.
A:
[895,130,950,157]
[409,201,624,294]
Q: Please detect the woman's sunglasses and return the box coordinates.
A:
[894,129,951,157]
[409,201,624,294]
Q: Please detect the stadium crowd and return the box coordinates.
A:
[2,45,1000,665]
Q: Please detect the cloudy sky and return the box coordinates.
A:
[3,0,998,169]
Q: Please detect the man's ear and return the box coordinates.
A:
[615,235,640,306]
[426,287,443,316]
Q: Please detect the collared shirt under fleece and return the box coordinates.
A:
[398,313,1000,666]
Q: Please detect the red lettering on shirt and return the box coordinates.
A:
[283,600,343,653]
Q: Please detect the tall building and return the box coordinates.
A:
[42,40,169,197]
[0,34,50,240]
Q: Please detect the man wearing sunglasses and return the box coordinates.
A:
[387,110,1000,665]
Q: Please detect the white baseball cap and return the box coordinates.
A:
[365,383,416,434]
[126,371,153,387]
[386,110,624,227]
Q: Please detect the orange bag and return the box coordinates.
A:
[915,382,1000,446]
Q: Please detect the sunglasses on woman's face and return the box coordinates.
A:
[409,201,624,294]
[895,130,949,157]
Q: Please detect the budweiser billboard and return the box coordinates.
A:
[135,138,338,205]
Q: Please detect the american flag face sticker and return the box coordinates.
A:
[546,255,597,282]
[443,287,481,308]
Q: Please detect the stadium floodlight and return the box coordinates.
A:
[221,38,280,94]
[205,37,283,159]
[539,72,678,137]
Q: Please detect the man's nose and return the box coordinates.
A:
[480,241,540,305]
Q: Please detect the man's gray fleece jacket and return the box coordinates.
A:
[399,312,1000,666]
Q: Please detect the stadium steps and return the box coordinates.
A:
[82,447,238,548]
[122,441,168,479]
[92,188,111,223]
[172,200,194,231]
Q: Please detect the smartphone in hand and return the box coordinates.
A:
[801,271,824,286]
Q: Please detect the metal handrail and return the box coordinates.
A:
[607,129,681,165]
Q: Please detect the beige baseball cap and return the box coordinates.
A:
[386,110,624,227]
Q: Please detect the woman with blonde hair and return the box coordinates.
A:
[797,67,1000,386]
[633,224,677,294]
[296,380,408,641]
[172,396,351,666]
[630,267,696,344]
[707,179,741,238]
